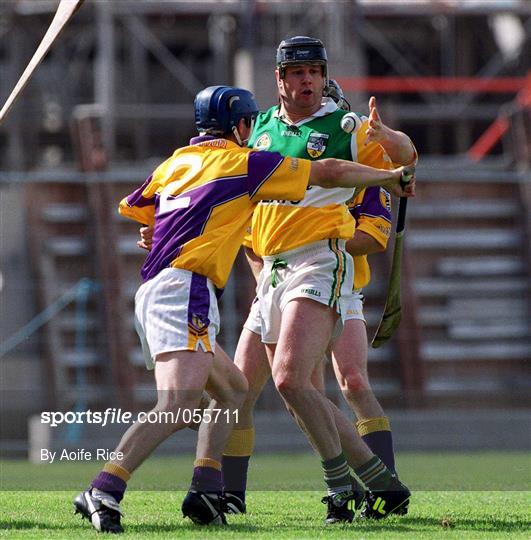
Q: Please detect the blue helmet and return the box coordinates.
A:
[194,86,259,135]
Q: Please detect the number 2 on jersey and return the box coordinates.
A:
[159,154,203,215]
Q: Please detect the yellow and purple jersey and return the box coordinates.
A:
[349,186,392,289]
[248,100,393,256]
[119,137,310,289]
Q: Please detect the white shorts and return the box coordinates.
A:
[341,290,366,323]
[256,239,355,344]
[244,290,366,338]
[134,268,220,370]
[243,296,262,335]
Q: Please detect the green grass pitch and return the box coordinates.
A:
[1,452,530,538]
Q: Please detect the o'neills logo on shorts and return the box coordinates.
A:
[301,288,321,297]
[307,132,329,158]
[254,133,272,150]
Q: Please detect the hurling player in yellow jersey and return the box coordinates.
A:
[222,37,417,522]
[73,85,414,533]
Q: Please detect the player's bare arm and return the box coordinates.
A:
[309,159,415,197]
[364,96,417,166]
[346,230,385,257]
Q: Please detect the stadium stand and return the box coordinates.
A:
[0,1,529,452]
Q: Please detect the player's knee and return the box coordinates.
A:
[340,369,370,396]
[217,372,249,412]
[213,363,249,409]
[273,372,300,401]
[154,390,201,431]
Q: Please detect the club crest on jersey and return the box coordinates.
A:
[379,188,391,212]
[307,132,329,158]
[253,133,272,151]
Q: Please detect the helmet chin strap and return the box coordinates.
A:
[232,117,255,147]
[232,125,244,146]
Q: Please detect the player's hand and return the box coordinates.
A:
[137,225,153,251]
[364,96,393,145]
[389,166,416,198]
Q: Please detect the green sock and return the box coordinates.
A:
[355,456,393,491]
[322,453,352,495]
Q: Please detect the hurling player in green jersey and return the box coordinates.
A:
[222,36,417,523]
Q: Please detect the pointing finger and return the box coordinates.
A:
[370,96,381,123]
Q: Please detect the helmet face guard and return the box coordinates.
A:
[324,79,351,111]
[276,36,328,82]
[194,86,259,136]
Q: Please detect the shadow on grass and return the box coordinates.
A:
[386,515,531,532]
[127,523,260,533]
[0,520,74,531]
[1,519,260,534]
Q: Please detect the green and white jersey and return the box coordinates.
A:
[248,99,392,256]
